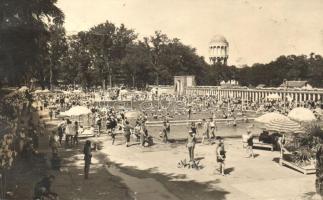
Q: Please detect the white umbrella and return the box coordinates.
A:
[34,89,50,94]
[61,106,91,117]
[18,86,29,92]
[100,107,108,112]
[288,107,316,122]
[255,112,288,124]
[265,118,304,133]
[73,89,82,93]
[125,111,143,119]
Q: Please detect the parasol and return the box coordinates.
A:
[34,89,50,94]
[60,106,91,117]
[265,118,304,133]
[288,107,316,122]
[255,112,288,124]
[125,111,143,119]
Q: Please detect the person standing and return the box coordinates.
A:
[201,119,210,144]
[73,121,79,145]
[49,131,59,155]
[57,123,64,145]
[96,115,102,136]
[83,140,92,179]
[216,137,226,176]
[190,122,197,135]
[65,119,72,146]
[187,107,192,120]
[246,130,254,158]
[210,118,217,139]
[140,123,146,147]
[166,120,170,137]
[110,116,117,145]
[123,121,133,147]
[162,121,169,143]
[187,130,196,162]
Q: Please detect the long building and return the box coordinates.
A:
[186,86,323,102]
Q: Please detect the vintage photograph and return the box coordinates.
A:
[1,0,323,199]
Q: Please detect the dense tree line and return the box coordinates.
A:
[55,23,208,88]
[207,53,323,88]
[1,1,323,89]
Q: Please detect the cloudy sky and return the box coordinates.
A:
[57,0,323,66]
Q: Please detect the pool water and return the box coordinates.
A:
[146,122,262,140]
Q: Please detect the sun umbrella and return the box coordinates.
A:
[34,89,50,94]
[265,118,304,133]
[255,112,288,124]
[125,111,143,119]
[288,107,316,122]
[18,86,29,91]
[60,106,91,117]
[73,89,82,93]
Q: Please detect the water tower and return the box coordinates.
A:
[209,35,229,65]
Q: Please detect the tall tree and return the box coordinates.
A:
[0,0,64,86]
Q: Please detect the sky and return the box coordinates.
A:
[57,0,323,66]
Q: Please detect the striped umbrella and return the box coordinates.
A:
[265,118,304,133]
[255,112,288,124]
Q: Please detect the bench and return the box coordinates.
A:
[242,135,274,151]
[279,149,315,175]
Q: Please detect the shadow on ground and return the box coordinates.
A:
[94,152,230,200]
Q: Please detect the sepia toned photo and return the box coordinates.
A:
[1,0,323,199]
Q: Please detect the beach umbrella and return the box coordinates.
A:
[60,106,91,117]
[125,111,143,119]
[73,89,82,93]
[34,89,50,94]
[255,112,288,124]
[100,107,108,112]
[288,107,316,122]
[265,118,304,133]
[18,86,29,92]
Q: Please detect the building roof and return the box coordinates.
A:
[209,35,229,46]
[280,81,308,88]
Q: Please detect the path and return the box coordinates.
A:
[6,106,133,200]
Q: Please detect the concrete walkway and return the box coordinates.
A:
[99,138,317,200]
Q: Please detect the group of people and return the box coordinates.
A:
[185,122,227,176]
[185,118,258,176]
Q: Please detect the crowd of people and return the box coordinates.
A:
[1,86,322,199]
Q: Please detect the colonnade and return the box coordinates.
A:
[185,87,323,102]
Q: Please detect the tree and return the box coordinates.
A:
[0,0,64,86]
[48,24,68,90]
[86,21,137,87]
[121,42,153,88]
[149,31,169,85]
